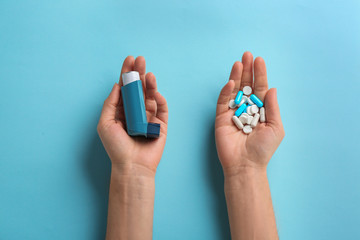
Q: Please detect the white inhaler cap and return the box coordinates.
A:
[122,71,140,86]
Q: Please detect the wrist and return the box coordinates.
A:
[110,163,156,195]
[109,164,155,204]
[224,165,267,192]
[111,162,156,179]
[222,159,267,178]
[106,162,156,240]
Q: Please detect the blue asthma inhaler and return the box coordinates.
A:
[121,71,160,138]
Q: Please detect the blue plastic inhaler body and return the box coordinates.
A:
[121,71,160,138]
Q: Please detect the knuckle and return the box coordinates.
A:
[256,85,268,92]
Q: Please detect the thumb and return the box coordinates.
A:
[100,83,120,122]
[264,88,283,131]
[216,80,235,115]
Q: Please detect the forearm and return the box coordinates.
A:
[224,166,278,240]
[106,164,156,240]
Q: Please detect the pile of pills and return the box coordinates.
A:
[229,86,266,134]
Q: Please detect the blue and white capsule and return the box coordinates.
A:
[234,91,243,105]
[235,103,247,117]
[250,94,263,108]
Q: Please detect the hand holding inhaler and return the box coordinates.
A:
[121,71,160,138]
[97,56,168,175]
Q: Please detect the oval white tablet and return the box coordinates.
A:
[260,107,266,122]
[232,116,244,130]
[239,96,248,106]
[250,113,260,128]
[246,116,253,125]
[243,86,252,96]
[243,125,252,134]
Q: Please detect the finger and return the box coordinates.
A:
[264,88,283,130]
[229,61,243,96]
[118,56,134,122]
[145,72,157,99]
[100,83,121,122]
[240,51,254,90]
[119,56,135,86]
[134,56,146,91]
[145,72,157,116]
[115,87,125,123]
[254,57,268,101]
[154,92,168,124]
[216,80,235,115]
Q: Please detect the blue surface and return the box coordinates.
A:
[0,0,360,239]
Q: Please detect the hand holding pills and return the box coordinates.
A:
[231,86,264,134]
[216,53,284,240]
[215,52,285,174]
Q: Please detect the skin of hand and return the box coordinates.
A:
[97,55,168,175]
[215,51,285,176]
[215,51,284,240]
[97,56,168,240]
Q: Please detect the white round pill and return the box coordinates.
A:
[241,113,250,118]
[239,113,250,124]
[246,106,252,115]
[228,99,236,109]
[239,115,248,124]
[246,116,253,125]
[243,125,252,134]
[243,86,252,96]
[251,105,259,114]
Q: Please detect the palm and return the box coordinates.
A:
[215,98,277,169]
[215,52,284,171]
[107,109,167,170]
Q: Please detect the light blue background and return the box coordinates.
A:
[1,0,360,239]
